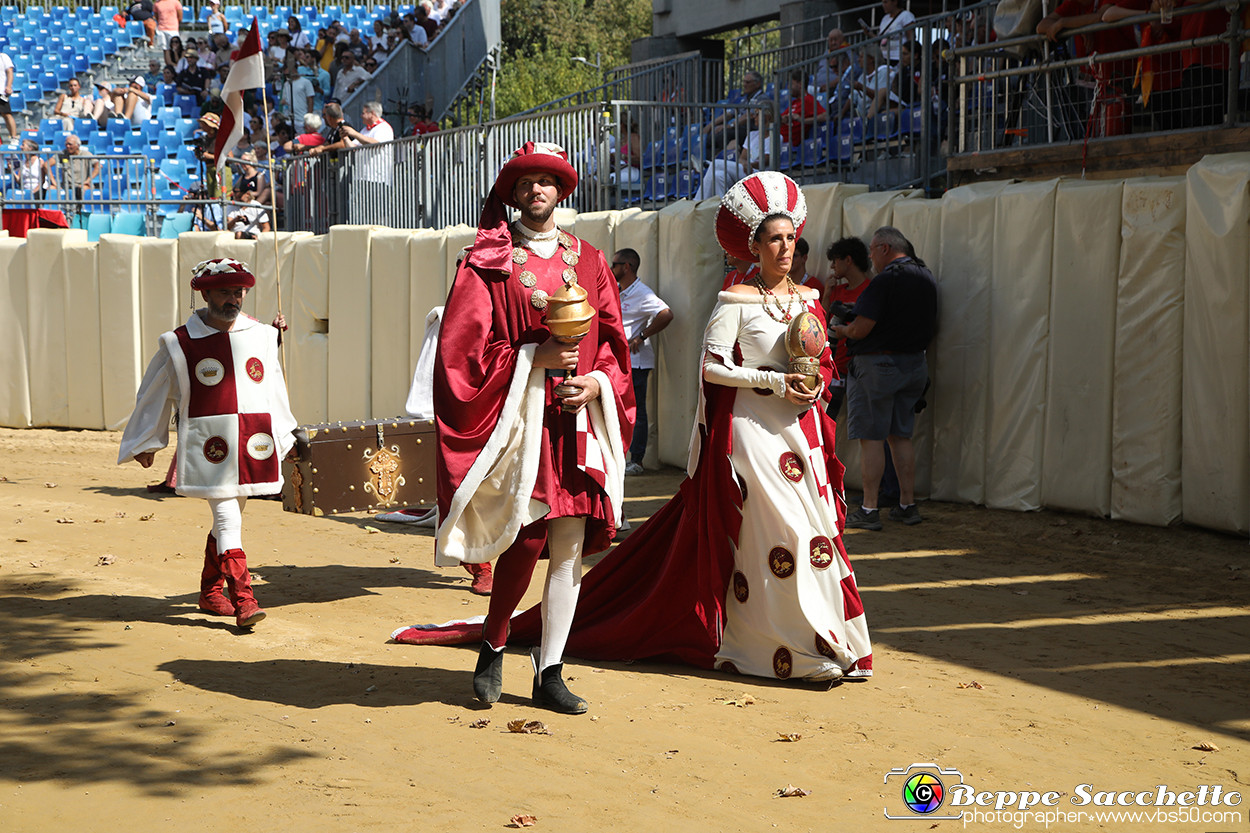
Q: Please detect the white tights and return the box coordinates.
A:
[539,516,585,672]
[207,496,247,552]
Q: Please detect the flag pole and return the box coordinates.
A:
[259,81,287,369]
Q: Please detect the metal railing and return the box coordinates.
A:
[518,51,726,117]
[948,0,1248,155]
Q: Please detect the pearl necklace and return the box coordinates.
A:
[754,275,799,323]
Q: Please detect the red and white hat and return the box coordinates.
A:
[494,141,578,209]
[715,171,807,263]
[191,257,256,290]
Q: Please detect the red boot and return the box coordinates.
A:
[219,548,266,628]
[464,562,493,596]
[198,534,235,616]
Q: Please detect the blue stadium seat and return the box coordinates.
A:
[74,117,95,135]
[7,89,25,112]
[159,212,194,238]
[832,133,854,163]
[37,71,59,94]
[641,171,670,202]
[674,169,700,200]
[776,142,793,170]
[873,111,897,141]
[158,130,180,157]
[156,106,178,126]
[87,131,111,154]
[137,121,161,142]
[174,94,198,119]
[86,211,112,241]
[125,20,145,41]
[5,189,32,209]
[101,36,119,55]
[82,188,106,212]
[105,119,130,142]
[69,53,89,73]
[174,118,197,139]
[800,138,822,167]
[111,211,146,236]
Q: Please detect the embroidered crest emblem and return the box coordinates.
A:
[773,646,793,680]
[815,632,839,659]
[246,357,264,383]
[732,571,749,603]
[768,546,795,578]
[779,451,804,482]
[246,432,275,460]
[203,436,229,463]
[809,536,834,569]
[195,358,226,386]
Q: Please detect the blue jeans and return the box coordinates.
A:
[630,367,650,463]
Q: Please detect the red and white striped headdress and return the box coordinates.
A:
[715,171,807,263]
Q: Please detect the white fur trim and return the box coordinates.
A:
[586,369,626,528]
[435,344,549,565]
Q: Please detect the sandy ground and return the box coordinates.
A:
[0,426,1248,833]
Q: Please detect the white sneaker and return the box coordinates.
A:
[624,462,644,476]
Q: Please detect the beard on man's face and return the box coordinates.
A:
[206,295,242,322]
[518,198,556,226]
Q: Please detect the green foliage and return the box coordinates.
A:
[495,0,651,117]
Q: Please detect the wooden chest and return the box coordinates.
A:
[282,417,437,516]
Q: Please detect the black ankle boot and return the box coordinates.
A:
[532,662,588,715]
[473,641,504,704]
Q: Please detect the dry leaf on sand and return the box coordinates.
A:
[957,681,985,690]
[97,555,116,566]
[1194,741,1220,752]
[506,720,550,735]
[469,719,490,729]
[56,518,74,524]
[718,694,756,707]
[508,814,538,827]
[44,482,57,488]
[776,784,810,797]
[777,733,802,742]
[139,513,155,521]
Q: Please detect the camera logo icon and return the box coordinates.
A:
[884,763,965,820]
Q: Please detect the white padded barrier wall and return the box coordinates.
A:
[0,239,30,427]
[1183,155,1250,534]
[1112,177,1186,526]
[932,181,1009,504]
[571,210,619,258]
[985,180,1056,511]
[407,229,448,374]
[26,229,85,427]
[890,197,944,498]
[442,224,476,294]
[801,183,867,285]
[66,239,104,429]
[138,240,181,361]
[369,229,416,419]
[287,234,329,425]
[175,231,233,312]
[655,198,723,467]
[1041,179,1123,517]
[97,236,144,431]
[326,226,375,423]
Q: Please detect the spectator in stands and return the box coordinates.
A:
[142,58,164,89]
[815,29,861,119]
[284,111,327,152]
[164,35,184,70]
[314,101,352,152]
[0,49,13,142]
[347,29,368,58]
[50,135,101,221]
[853,46,894,119]
[210,32,233,68]
[370,20,392,61]
[364,56,381,75]
[703,68,766,153]
[287,16,312,50]
[692,109,775,201]
[153,0,183,50]
[823,235,872,417]
[205,0,227,36]
[607,120,640,187]
[873,0,915,65]
[127,0,157,47]
[122,77,154,125]
[268,29,295,79]
[1038,0,1141,90]
[298,48,331,111]
[779,68,826,146]
[407,104,440,135]
[55,78,94,131]
[416,3,438,40]
[337,100,393,148]
[177,49,215,104]
[315,24,340,71]
[193,112,219,192]
[429,0,453,25]
[12,139,52,199]
[233,148,270,206]
[272,123,293,158]
[332,50,371,102]
[279,63,315,126]
[402,13,429,48]
[162,64,178,87]
[866,40,917,121]
[1173,0,1232,127]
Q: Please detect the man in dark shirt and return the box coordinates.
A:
[175,50,214,103]
[831,225,937,529]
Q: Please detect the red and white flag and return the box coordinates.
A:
[214,18,264,176]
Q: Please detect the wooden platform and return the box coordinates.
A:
[945,126,1250,186]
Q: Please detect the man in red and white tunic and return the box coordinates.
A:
[119,258,297,629]
[433,141,634,714]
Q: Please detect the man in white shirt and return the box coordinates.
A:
[279,65,314,125]
[0,50,18,141]
[611,248,673,475]
[331,50,371,102]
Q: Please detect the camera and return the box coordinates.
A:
[828,301,857,327]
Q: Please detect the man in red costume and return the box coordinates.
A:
[433,142,634,714]
[119,258,297,629]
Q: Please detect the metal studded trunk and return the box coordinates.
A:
[281,418,436,516]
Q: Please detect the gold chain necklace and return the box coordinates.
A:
[754,275,798,323]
